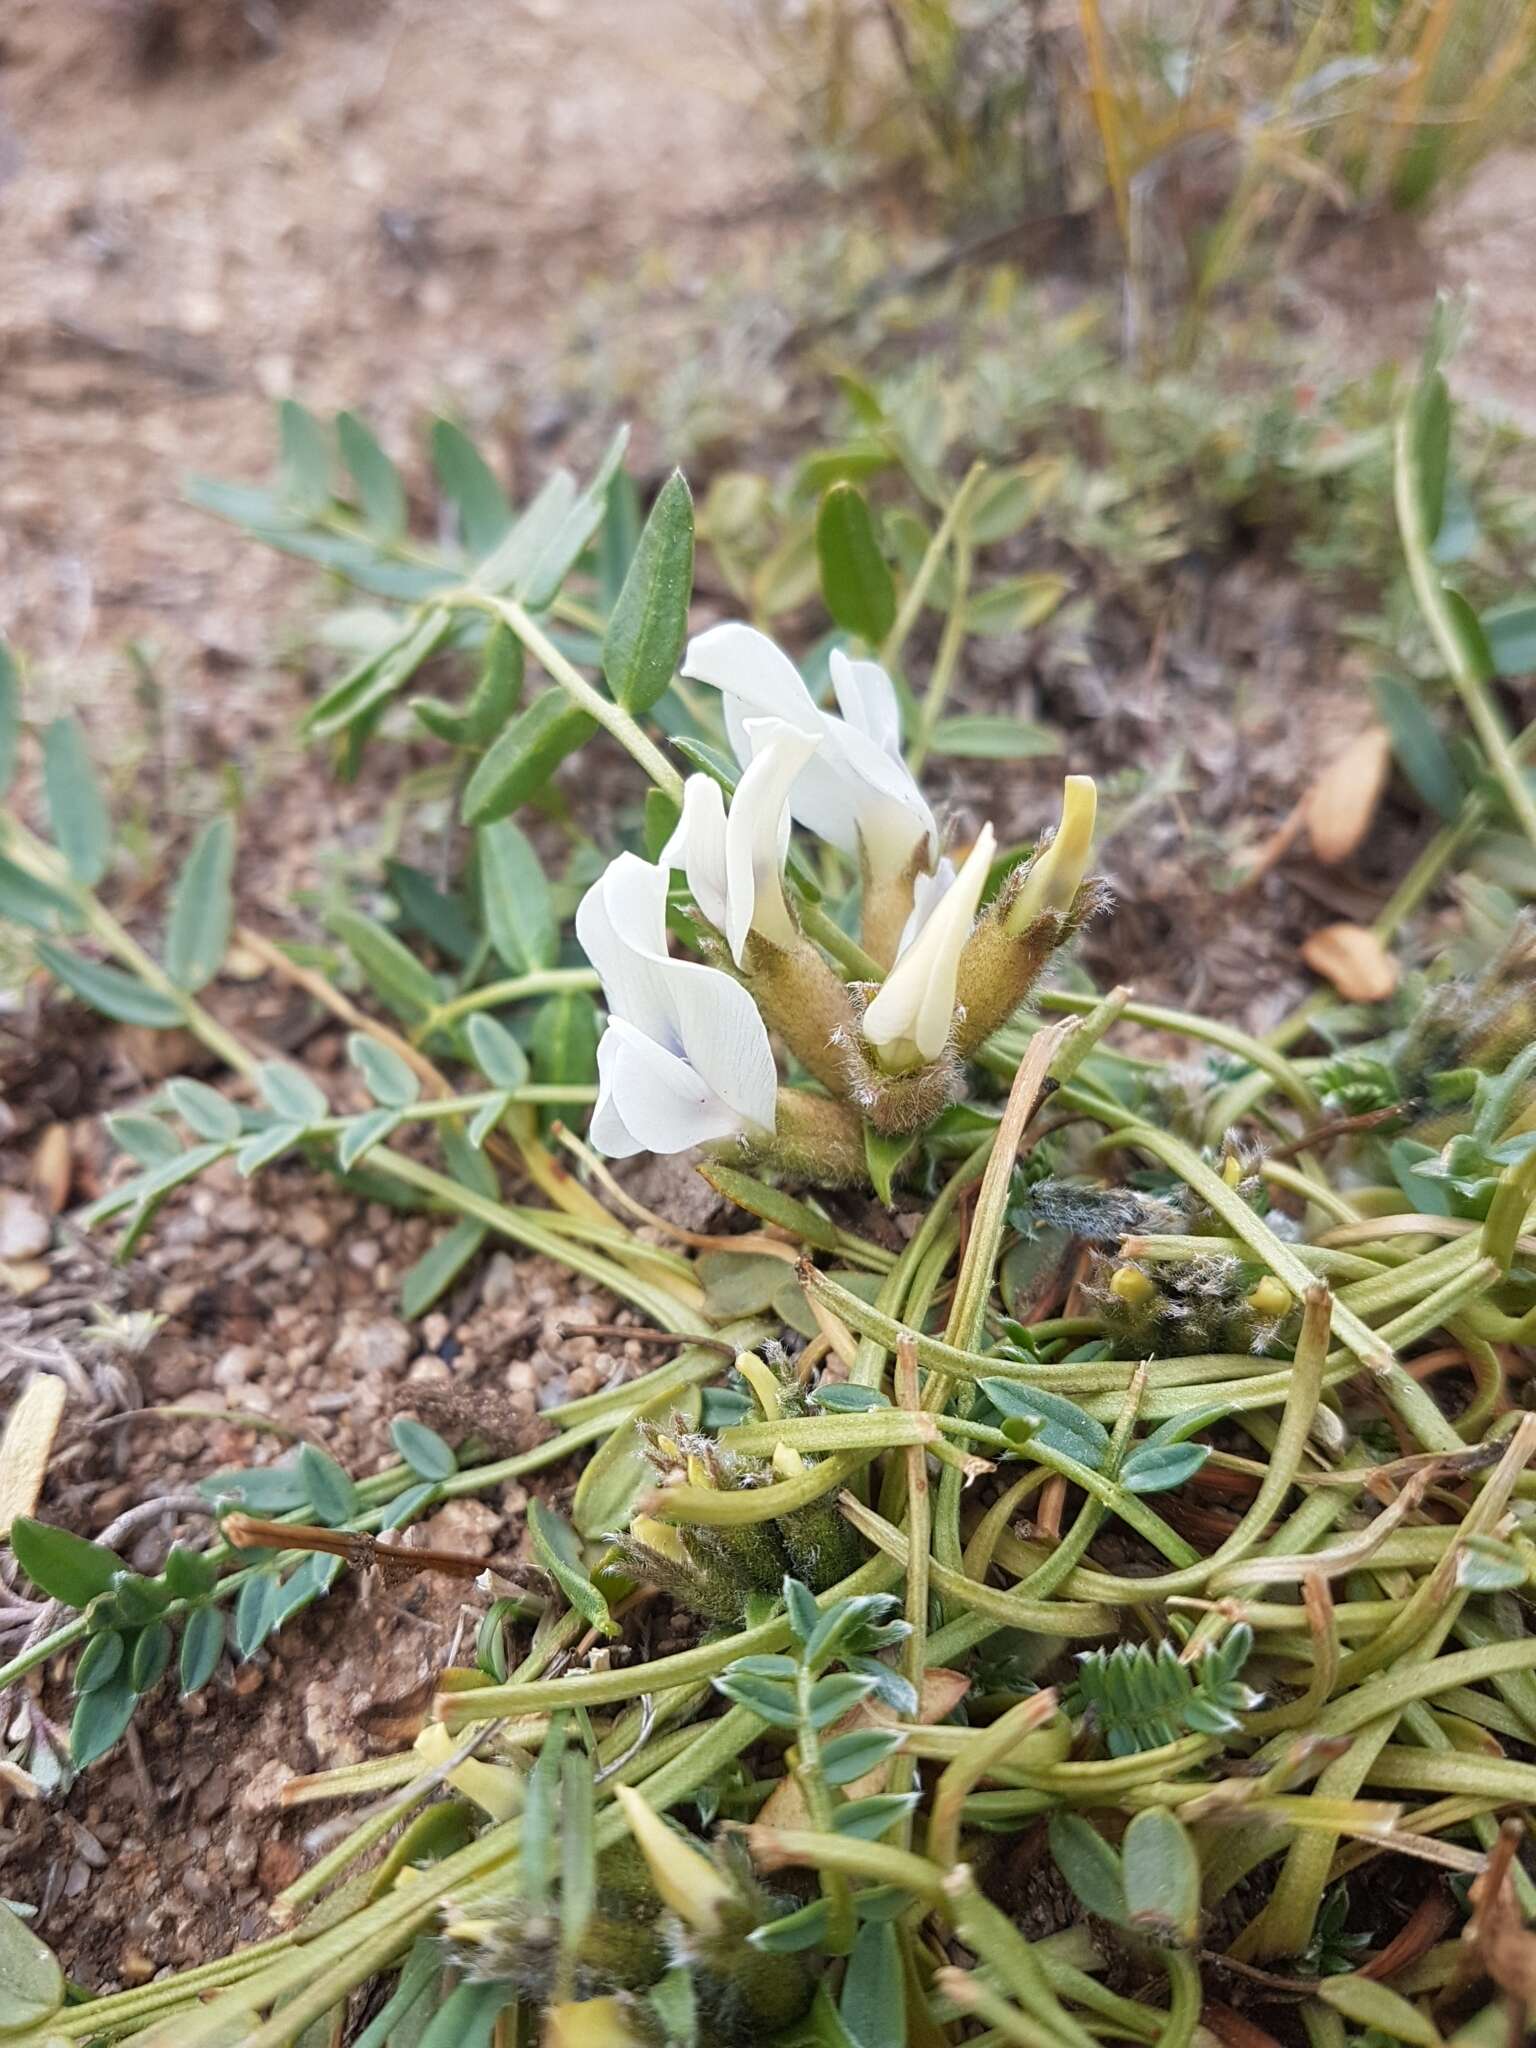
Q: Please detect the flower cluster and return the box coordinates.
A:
[575,623,1104,1181]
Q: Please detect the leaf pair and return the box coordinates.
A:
[1048,1807,1200,1947]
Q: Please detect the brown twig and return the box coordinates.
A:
[1263,1104,1405,1163]
[555,1322,734,1356]
[224,1513,526,1587]
[1360,1884,1456,1981]
[236,926,449,1100]
[1200,2006,1286,2048]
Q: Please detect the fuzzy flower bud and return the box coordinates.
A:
[952,777,1104,1058]
[1004,775,1097,933]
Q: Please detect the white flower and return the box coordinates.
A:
[575,853,778,1158]
[862,825,996,1071]
[681,623,937,881]
[660,717,819,966]
[898,854,957,955]
[1007,776,1097,930]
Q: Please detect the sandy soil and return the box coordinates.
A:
[0,0,785,712]
[0,0,801,1988]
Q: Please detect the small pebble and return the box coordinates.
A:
[0,1189,50,1260]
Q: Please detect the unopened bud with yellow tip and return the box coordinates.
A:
[737,1354,784,1422]
[952,777,1105,1058]
[627,1515,691,1569]
[613,1785,736,1938]
[412,1722,524,1822]
[862,826,996,1075]
[1003,776,1097,934]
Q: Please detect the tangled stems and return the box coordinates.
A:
[436,1555,902,1723]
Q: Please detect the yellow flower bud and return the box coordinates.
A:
[1005,776,1096,933]
[1108,1264,1156,1306]
[629,1515,691,1567]
[1221,1154,1243,1188]
[772,1442,807,1480]
[412,1722,523,1822]
[613,1784,735,1936]
[736,1353,783,1422]
[545,1996,652,2048]
[1247,1277,1293,1318]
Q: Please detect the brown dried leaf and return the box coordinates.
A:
[1305,727,1392,865]
[1300,923,1400,1003]
[1464,1820,1536,2007]
[30,1124,73,1214]
[0,1375,67,1539]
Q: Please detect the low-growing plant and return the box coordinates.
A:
[0,326,1535,2046]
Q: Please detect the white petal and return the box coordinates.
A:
[855,786,937,878]
[898,855,957,954]
[599,1018,747,1154]
[829,650,903,758]
[575,850,779,1146]
[684,622,935,873]
[726,719,819,963]
[864,825,995,1066]
[574,854,676,1046]
[661,777,730,934]
[664,955,779,1132]
[590,1028,646,1157]
[682,623,821,757]
[783,723,933,868]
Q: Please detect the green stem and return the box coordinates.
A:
[943,1871,1101,2048]
[418,965,601,1037]
[361,1149,703,1331]
[909,524,972,774]
[796,898,885,980]
[438,1556,901,1721]
[1394,407,1536,849]
[1154,1949,1201,2048]
[1014,988,1322,1119]
[452,589,684,803]
[3,816,257,1080]
[881,459,988,678]
[794,1661,857,1953]
[748,1827,947,1901]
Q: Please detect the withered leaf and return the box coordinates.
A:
[1300,923,1399,1003]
